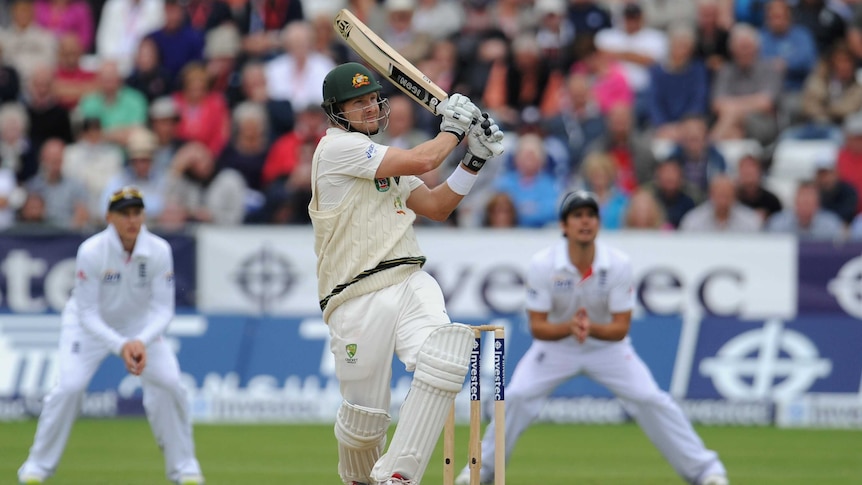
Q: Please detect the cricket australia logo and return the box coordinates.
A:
[345,343,358,364]
[352,73,370,88]
[375,178,390,192]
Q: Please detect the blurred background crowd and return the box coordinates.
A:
[4,0,862,240]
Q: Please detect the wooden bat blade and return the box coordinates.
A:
[334,9,448,115]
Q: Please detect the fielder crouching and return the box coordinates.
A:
[18,187,204,485]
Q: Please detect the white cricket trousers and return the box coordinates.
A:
[478,338,726,484]
[18,323,202,482]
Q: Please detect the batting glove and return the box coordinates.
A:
[439,93,481,142]
[461,113,505,172]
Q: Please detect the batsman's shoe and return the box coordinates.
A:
[454,467,492,485]
[176,474,205,485]
[701,474,729,485]
[18,475,45,484]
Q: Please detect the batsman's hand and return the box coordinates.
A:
[439,93,481,143]
[461,112,505,172]
[121,340,147,376]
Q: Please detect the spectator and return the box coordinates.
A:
[760,0,817,95]
[648,159,698,228]
[308,12,349,65]
[34,0,94,52]
[414,38,458,133]
[533,0,573,68]
[78,60,149,145]
[173,62,230,156]
[543,73,606,170]
[62,117,123,221]
[161,140,246,227]
[482,192,519,228]
[837,113,862,213]
[96,0,165,76]
[380,0,432,63]
[125,37,173,103]
[793,0,846,55]
[595,2,668,124]
[25,138,90,229]
[648,23,709,141]
[641,0,697,31]
[146,0,205,87]
[694,0,731,77]
[0,103,38,184]
[489,0,536,40]
[814,155,858,224]
[623,187,671,230]
[734,0,770,27]
[180,0,234,32]
[735,152,783,223]
[216,101,268,194]
[0,44,21,105]
[577,151,629,229]
[766,180,844,239]
[53,33,97,109]
[0,0,57,81]
[265,21,334,112]
[799,41,862,129]
[667,115,727,193]
[203,23,242,95]
[412,0,465,41]
[566,0,612,47]
[679,175,762,231]
[586,103,655,192]
[494,133,560,228]
[232,0,304,60]
[710,24,782,144]
[377,95,427,150]
[24,63,74,148]
[234,61,294,139]
[485,33,556,129]
[569,37,633,115]
[147,96,185,176]
[101,127,167,222]
[0,166,18,230]
[14,189,50,227]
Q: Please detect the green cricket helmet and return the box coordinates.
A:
[321,62,382,111]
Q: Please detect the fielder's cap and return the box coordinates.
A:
[559,190,600,220]
[623,2,643,17]
[844,113,862,135]
[108,186,145,212]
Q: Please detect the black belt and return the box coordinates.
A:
[319,256,426,311]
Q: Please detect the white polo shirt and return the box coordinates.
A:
[63,224,175,354]
[525,239,635,346]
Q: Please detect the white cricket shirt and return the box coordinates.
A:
[63,224,175,354]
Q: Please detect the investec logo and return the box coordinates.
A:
[0,316,61,397]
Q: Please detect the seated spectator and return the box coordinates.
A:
[160,141,246,227]
[760,0,817,94]
[96,0,165,76]
[62,117,123,221]
[533,0,573,67]
[543,73,605,170]
[735,152,783,222]
[694,0,730,76]
[0,103,38,184]
[380,0,431,62]
[376,95,426,150]
[78,60,149,145]
[204,23,242,96]
[24,138,90,229]
[53,33,97,109]
[586,103,656,192]
[125,37,173,103]
[174,62,229,157]
[34,0,94,52]
[649,23,709,141]
[217,101,268,194]
[814,155,858,225]
[0,166,18,230]
[14,189,51,228]
[146,0,204,87]
[793,0,847,56]
[710,24,782,144]
[566,0,611,46]
[310,12,349,65]
[577,151,629,230]
[837,113,862,214]
[766,180,844,239]
[623,187,671,230]
[679,175,762,231]
[265,21,334,113]
[648,158,699,228]
[101,127,167,222]
[0,0,57,81]
[148,96,186,176]
[667,115,727,193]
[232,0,303,61]
[25,63,74,147]
[641,0,697,32]
[233,61,294,139]
[570,37,633,115]
[494,133,560,228]
[0,44,21,105]
[482,192,519,228]
[799,41,862,130]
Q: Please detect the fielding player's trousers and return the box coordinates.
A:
[18,323,202,482]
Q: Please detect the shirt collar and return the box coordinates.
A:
[553,239,609,280]
[107,224,151,258]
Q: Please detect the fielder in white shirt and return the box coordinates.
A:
[18,187,204,485]
[456,191,729,485]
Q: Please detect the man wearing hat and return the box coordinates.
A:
[18,186,205,485]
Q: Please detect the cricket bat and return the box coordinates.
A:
[333,9,449,115]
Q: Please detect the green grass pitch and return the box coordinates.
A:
[1,419,860,484]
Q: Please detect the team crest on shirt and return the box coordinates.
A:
[375,177,390,192]
[352,73,370,88]
[553,277,573,290]
[103,271,121,283]
[345,343,358,364]
[598,269,607,287]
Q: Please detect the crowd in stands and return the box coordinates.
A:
[4,0,862,241]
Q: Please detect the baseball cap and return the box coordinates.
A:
[108,186,145,212]
[559,190,600,220]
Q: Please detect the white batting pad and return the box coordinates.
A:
[371,324,474,484]
[335,400,391,484]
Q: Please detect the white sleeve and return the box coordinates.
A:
[75,245,127,354]
[135,241,175,346]
[321,133,389,180]
[608,258,635,314]
[525,254,553,313]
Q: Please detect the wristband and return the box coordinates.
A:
[444,129,466,143]
[446,164,479,195]
[460,152,487,172]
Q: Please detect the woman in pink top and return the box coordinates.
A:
[570,39,633,114]
[173,62,230,157]
[34,0,94,52]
